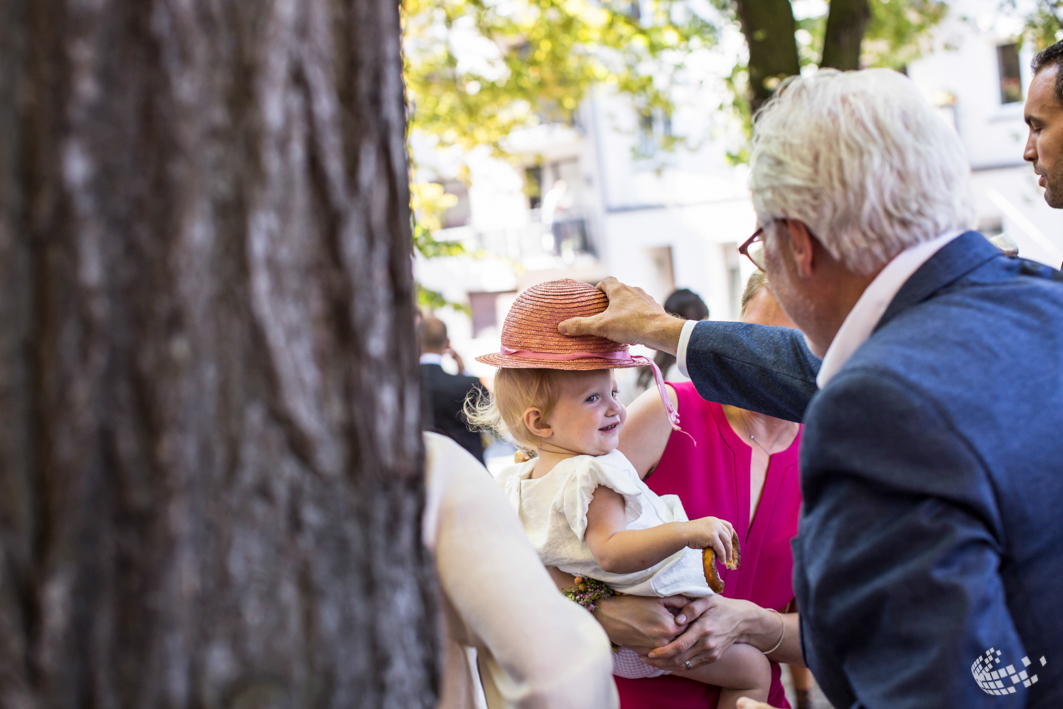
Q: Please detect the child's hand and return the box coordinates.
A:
[685,517,737,566]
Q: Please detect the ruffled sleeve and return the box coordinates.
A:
[560,455,645,541]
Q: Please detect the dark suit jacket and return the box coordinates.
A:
[685,232,1062,708]
[421,363,486,463]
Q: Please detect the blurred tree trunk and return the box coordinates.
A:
[0,0,437,707]
[821,0,872,70]
[733,0,873,115]
[733,0,800,115]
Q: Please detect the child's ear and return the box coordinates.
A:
[524,408,552,438]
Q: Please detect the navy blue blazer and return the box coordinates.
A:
[685,232,1062,708]
[420,363,486,463]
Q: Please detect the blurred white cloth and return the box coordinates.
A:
[423,433,618,709]
[663,362,689,384]
[497,450,712,599]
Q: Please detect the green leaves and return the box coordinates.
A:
[862,0,949,69]
[1016,1,1063,49]
[403,0,713,154]
[411,180,466,259]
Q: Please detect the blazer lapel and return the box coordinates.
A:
[875,231,1002,333]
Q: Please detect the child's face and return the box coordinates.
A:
[539,369,626,456]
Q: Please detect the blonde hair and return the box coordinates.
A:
[464,368,572,456]
[740,271,770,316]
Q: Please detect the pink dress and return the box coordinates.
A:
[615,382,803,709]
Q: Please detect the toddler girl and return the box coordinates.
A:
[470,280,770,709]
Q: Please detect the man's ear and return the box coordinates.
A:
[524,408,552,439]
[785,221,817,278]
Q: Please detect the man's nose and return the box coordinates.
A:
[1024,133,1038,163]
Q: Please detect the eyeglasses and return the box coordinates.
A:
[739,227,767,271]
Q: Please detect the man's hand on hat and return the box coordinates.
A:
[557,277,685,355]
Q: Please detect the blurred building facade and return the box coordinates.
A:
[908,0,1063,267]
[414,0,1063,380]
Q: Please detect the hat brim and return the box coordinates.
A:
[476,353,645,370]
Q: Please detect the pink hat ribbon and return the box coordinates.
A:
[499,346,683,432]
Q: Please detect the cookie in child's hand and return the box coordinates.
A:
[702,533,741,593]
[727,532,741,570]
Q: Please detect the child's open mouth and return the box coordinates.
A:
[599,423,619,432]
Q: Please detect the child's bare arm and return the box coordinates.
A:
[584,487,737,574]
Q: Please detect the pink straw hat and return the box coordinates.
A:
[476,279,683,430]
[476,279,636,370]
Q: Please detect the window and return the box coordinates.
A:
[440,180,471,229]
[524,166,543,210]
[468,291,517,338]
[638,112,656,156]
[998,43,1022,104]
[636,108,673,158]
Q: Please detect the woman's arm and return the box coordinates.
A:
[617,384,678,478]
[644,595,804,668]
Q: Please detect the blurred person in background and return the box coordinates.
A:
[541,179,571,254]
[419,316,487,463]
[636,288,709,391]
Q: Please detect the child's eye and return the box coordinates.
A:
[612,389,619,399]
[586,394,600,403]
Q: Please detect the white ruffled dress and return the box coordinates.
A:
[497,449,712,599]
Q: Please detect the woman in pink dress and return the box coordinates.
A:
[585,274,807,708]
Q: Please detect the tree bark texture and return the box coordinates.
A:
[0,0,437,707]
[820,0,872,70]
[733,0,800,115]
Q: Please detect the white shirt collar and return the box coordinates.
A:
[419,353,444,366]
[816,230,964,389]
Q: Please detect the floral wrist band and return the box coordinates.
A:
[562,576,614,612]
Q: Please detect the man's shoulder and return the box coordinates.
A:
[422,364,481,388]
[849,260,1063,397]
[804,365,982,473]
[807,266,1063,495]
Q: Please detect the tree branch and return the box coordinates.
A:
[821,0,871,70]
[733,0,800,114]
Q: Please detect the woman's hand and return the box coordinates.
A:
[643,595,754,669]
[591,594,690,651]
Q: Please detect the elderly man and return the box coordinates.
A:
[561,69,1063,708]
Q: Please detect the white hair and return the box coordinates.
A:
[749,69,975,275]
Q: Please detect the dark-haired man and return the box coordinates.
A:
[418,316,486,463]
[1025,41,1063,208]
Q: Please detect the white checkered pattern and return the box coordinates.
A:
[972,648,1048,695]
[612,647,672,679]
